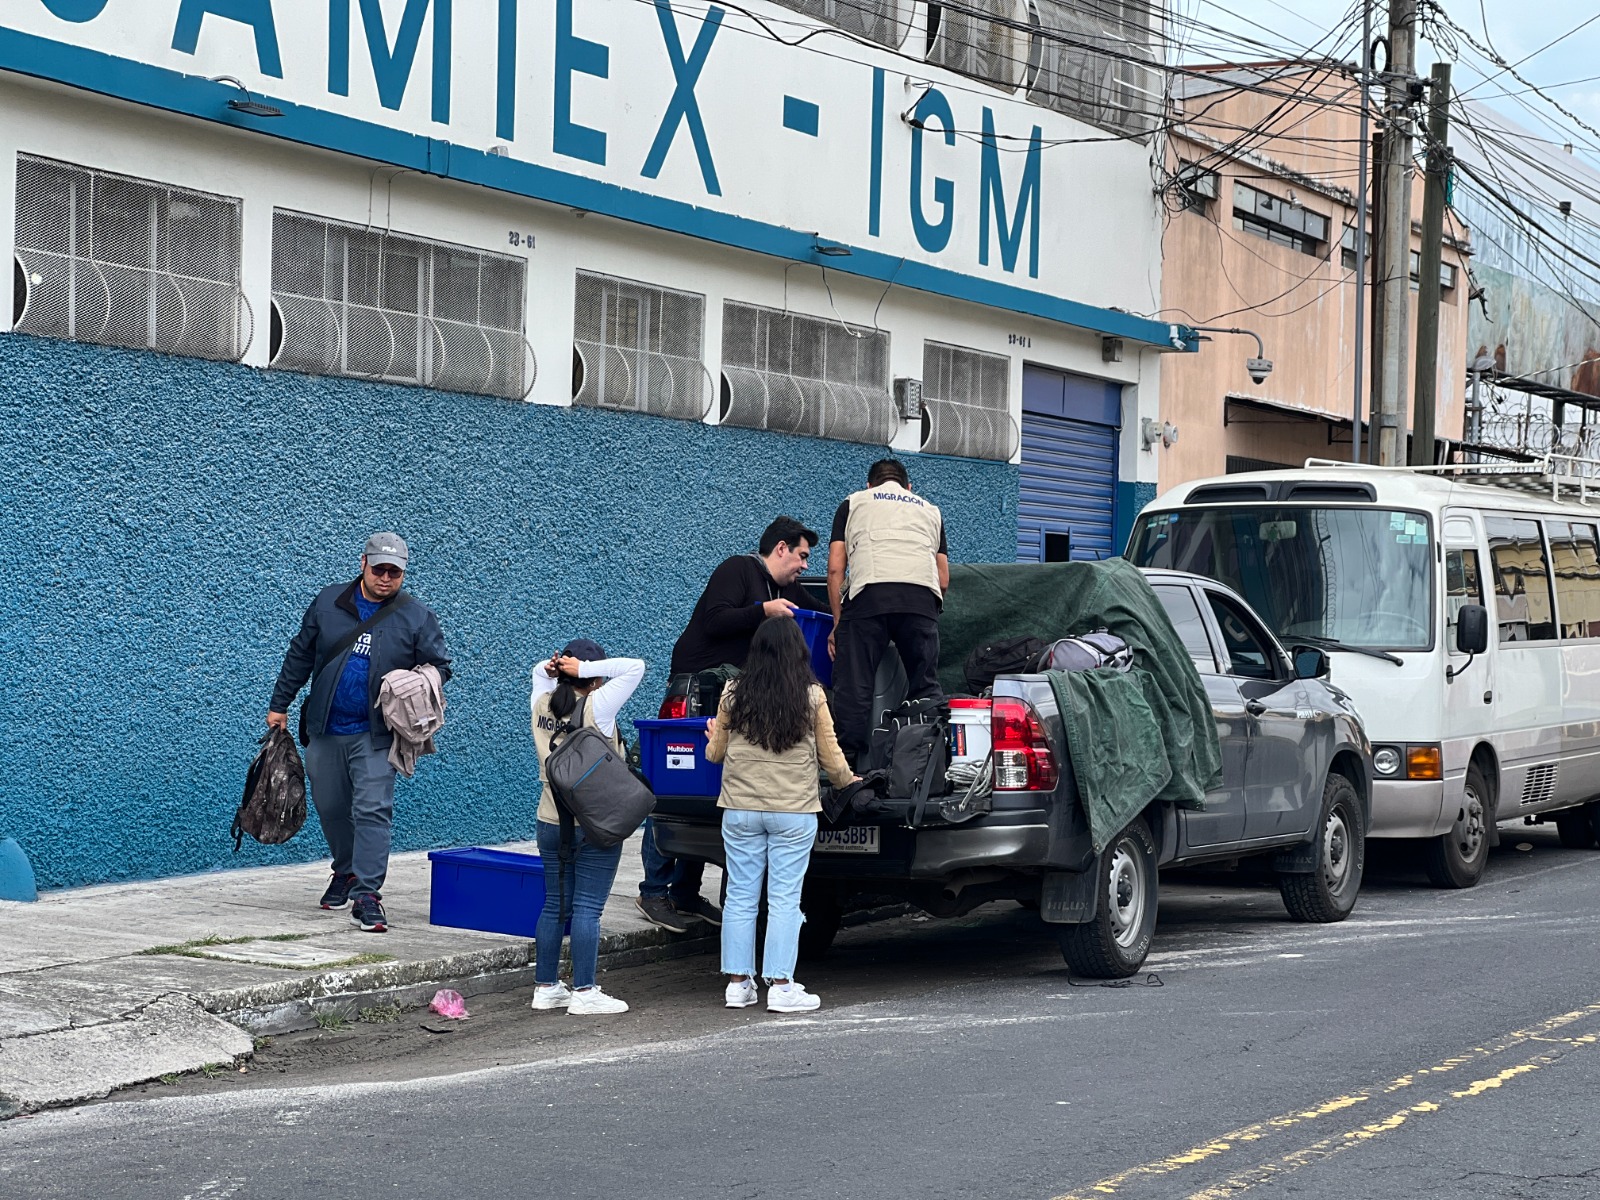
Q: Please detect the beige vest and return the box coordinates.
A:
[843,481,943,600]
[531,692,616,825]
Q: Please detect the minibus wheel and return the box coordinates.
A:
[1555,806,1598,849]
[1056,818,1158,978]
[1423,764,1492,888]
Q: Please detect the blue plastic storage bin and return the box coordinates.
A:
[428,846,546,938]
[634,717,722,796]
[794,607,836,687]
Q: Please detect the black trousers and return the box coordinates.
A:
[832,612,943,765]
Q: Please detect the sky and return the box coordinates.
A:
[1177,0,1600,165]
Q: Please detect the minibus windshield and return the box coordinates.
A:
[1129,506,1434,651]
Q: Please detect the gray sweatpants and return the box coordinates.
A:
[304,731,397,896]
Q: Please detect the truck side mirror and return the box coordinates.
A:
[1293,647,1329,680]
[1456,605,1489,655]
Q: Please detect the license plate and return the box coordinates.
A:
[814,826,880,855]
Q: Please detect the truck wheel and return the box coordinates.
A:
[1554,806,1597,849]
[1055,819,1158,979]
[1423,763,1492,888]
[1590,802,1600,845]
[1279,774,1365,923]
[798,881,843,961]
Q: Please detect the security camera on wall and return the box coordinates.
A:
[1246,357,1274,385]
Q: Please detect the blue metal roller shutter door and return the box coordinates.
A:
[1017,415,1119,561]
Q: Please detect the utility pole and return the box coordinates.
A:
[1351,0,1372,465]
[1373,0,1417,466]
[1409,61,1451,466]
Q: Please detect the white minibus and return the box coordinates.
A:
[1127,459,1600,887]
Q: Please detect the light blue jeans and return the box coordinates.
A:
[720,809,818,982]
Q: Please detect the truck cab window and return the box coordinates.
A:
[1153,585,1217,673]
[1206,592,1278,679]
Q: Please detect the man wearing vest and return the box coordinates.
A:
[827,459,950,764]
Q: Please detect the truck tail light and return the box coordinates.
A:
[991,697,1059,791]
[658,695,689,720]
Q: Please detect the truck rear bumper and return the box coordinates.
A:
[650,808,1052,879]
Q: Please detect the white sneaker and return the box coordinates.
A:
[568,986,629,1015]
[766,982,821,1013]
[531,982,572,1011]
[724,978,759,1009]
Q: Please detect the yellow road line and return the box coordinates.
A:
[1051,1000,1600,1200]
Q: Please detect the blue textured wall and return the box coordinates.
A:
[1115,480,1158,556]
[0,335,1019,889]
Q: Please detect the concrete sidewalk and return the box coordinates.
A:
[0,835,722,1116]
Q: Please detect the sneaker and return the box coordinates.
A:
[319,872,357,910]
[350,893,388,933]
[766,981,821,1013]
[675,895,723,927]
[724,978,759,1009]
[635,895,693,934]
[568,986,629,1015]
[531,982,573,1011]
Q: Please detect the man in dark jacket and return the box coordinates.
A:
[268,532,450,932]
[637,516,827,933]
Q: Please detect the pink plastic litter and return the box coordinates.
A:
[428,989,469,1019]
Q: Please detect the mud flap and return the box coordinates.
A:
[1041,867,1098,924]
[1272,837,1318,873]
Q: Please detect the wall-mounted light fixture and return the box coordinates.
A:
[210,75,282,118]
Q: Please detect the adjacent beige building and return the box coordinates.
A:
[1156,63,1473,490]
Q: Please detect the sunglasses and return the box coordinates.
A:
[368,563,405,579]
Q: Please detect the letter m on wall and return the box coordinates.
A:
[979,108,1042,279]
[330,0,452,124]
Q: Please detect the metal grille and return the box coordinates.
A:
[1029,0,1164,138]
[572,271,708,420]
[12,154,247,361]
[269,210,533,400]
[720,301,896,446]
[1520,764,1559,807]
[921,340,1015,460]
[770,0,913,49]
[927,0,1031,90]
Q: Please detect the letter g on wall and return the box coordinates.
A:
[40,0,110,20]
[909,88,955,254]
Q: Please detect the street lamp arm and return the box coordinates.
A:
[1190,325,1267,360]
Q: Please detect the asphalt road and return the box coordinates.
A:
[5,827,1600,1200]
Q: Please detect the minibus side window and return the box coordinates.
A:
[1485,516,1557,642]
[1547,520,1600,639]
[1445,547,1483,648]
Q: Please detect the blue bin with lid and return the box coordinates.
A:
[793,607,836,687]
[428,847,546,937]
[634,717,722,796]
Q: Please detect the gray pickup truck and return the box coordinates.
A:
[650,567,1373,978]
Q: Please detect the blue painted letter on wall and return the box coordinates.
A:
[554,0,609,165]
[40,0,110,22]
[640,0,724,196]
[979,108,1042,279]
[172,0,284,78]
[909,88,955,254]
[329,0,452,124]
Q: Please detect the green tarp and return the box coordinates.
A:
[938,559,1223,853]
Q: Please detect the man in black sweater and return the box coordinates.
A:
[668,515,829,675]
[638,516,828,933]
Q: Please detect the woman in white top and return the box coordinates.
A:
[529,638,646,1016]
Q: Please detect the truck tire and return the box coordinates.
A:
[1055,819,1158,979]
[1555,806,1597,849]
[798,881,843,961]
[1279,774,1365,923]
[1590,802,1600,845]
[1423,763,1492,888]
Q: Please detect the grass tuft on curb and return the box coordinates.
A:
[138,934,313,958]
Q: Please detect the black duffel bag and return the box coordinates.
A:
[963,635,1047,693]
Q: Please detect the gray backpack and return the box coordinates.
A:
[544,699,657,850]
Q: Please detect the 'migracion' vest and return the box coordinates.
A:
[842,481,943,601]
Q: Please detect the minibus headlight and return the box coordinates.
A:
[1373,747,1402,777]
[1406,745,1443,781]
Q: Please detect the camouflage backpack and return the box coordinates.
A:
[231,726,308,850]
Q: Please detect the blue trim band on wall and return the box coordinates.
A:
[0,29,1198,351]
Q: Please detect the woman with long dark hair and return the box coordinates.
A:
[705,618,856,1013]
[530,638,644,1015]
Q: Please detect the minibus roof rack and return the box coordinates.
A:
[1300,454,1600,506]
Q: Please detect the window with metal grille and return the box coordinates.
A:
[768,0,912,49]
[921,341,1014,460]
[572,272,707,420]
[269,211,532,400]
[12,154,245,361]
[1233,183,1329,256]
[926,0,1031,91]
[720,302,896,446]
[1029,0,1164,138]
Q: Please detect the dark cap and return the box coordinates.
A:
[561,638,606,662]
